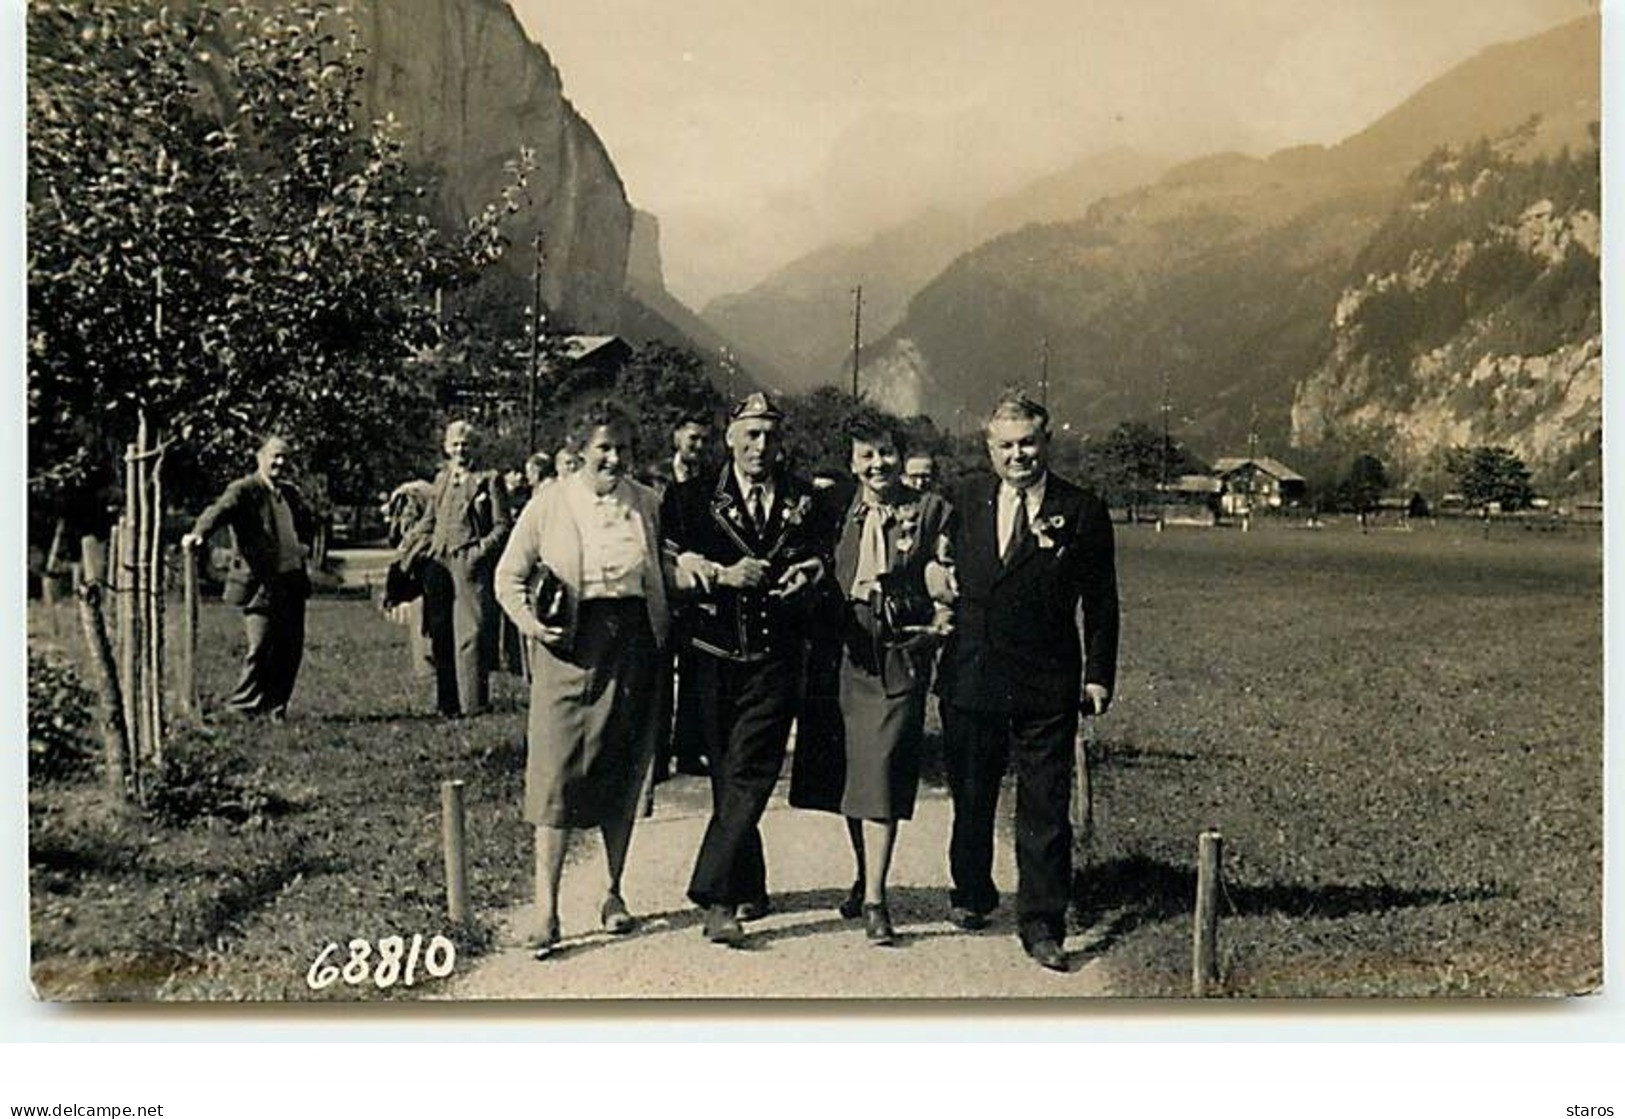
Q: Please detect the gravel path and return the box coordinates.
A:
[439,779,1115,1000]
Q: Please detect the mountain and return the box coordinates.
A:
[857,15,1598,488]
[1291,143,1600,492]
[700,147,1170,392]
[349,0,631,331]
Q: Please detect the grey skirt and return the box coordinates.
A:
[523,598,660,829]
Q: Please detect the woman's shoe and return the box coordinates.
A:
[863,903,896,946]
[530,917,562,961]
[838,880,865,920]
[601,892,637,935]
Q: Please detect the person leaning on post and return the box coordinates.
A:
[934,390,1119,972]
[494,399,674,959]
[659,391,831,948]
[181,435,317,722]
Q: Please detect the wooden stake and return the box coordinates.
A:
[1192,828,1223,997]
[147,445,166,765]
[441,780,471,926]
[76,537,135,805]
[180,541,199,719]
[1070,715,1097,871]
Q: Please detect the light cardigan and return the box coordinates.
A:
[494,475,671,651]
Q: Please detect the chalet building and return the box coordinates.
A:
[437,334,633,408]
[1211,455,1307,514]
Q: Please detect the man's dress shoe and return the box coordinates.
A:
[1024,938,1068,972]
[736,897,772,921]
[703,904,745,947]
[948,906,991,931]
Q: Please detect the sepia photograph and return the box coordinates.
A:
[20,0,1603,1004]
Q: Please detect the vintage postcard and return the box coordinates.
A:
[22,0,1602,1003]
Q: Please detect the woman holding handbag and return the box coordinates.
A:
[826,417,955,944]
[494,400,672,959]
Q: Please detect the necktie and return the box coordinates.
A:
[1002,492,1030,565]
[747,485,766,533]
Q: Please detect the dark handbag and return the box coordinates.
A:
[875,569,934,644]
[383,559,422,607]
[531,564,568,626]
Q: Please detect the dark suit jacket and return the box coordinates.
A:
[191,473,316,607]
[936,471,1118,714]
[409,466,511,570]
[660,465,833,663]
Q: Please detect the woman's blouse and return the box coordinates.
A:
[563,475,647,600]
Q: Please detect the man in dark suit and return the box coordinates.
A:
[654,412,715,782]
[182,435,317,720]
[935,391,1119,971]
[661,393,829,946]
[402,420,512,717]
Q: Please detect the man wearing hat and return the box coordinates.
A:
[403,420,512,717]
[182,436,317,720]
[661,392,832,946]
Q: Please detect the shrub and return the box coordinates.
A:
[143,732,284,829]
[27,651,97,784]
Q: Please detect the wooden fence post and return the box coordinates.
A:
[76,536,136,805]
[441,780,471,926]
[1192,828,1223,997]
[179,542,199,719]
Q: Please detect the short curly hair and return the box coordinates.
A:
[564,399,634,451]
[844,413,906,457]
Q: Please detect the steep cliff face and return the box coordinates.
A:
[1291,142,1600,489]
[350,0,630,331]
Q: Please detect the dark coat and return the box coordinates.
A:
[935,472,1118,713]
[830,486,954,698]
[191,473,317,607]
[660,465,833,663]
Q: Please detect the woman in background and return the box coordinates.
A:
[494,400,671,958]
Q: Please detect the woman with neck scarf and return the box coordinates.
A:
[826,417,956,944]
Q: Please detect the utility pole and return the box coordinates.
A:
[1159,371,1173,494]
[850,283,863,400]
[527,230,546,458]
[1039,336,1050,408]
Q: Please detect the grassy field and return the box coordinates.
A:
[26,516,1601,999]
[1083,518,1602,997]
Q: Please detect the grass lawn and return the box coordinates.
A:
[1081,517,1602,997]
[26,515,1601,999]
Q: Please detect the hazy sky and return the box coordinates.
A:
[514,0,1592,305]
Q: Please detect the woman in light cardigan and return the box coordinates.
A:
[494,401,672,959]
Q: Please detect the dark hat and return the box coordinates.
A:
[728,392,783,424]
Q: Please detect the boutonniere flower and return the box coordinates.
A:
[893,506,921,552]
[727,505,744,526]
[782,495,811,527]
[1032,513,1066,549]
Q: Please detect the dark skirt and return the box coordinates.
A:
[523,598,659,829]
[838,655,926,821]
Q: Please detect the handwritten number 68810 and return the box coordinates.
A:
[306,934,456,991]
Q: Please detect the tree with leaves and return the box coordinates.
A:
[1446,445,1535,512]
[28,0,534,527]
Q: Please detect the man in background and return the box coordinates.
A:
[656,412,716,782]
[183,435,317,721]
[403,420,512,717]
[903,452,939,493]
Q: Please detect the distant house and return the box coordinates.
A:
[1211,455,1307,514]
[436,334,633,408]
[1160,474,1222,526]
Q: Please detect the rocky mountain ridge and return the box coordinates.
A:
[853,14,1599,491]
